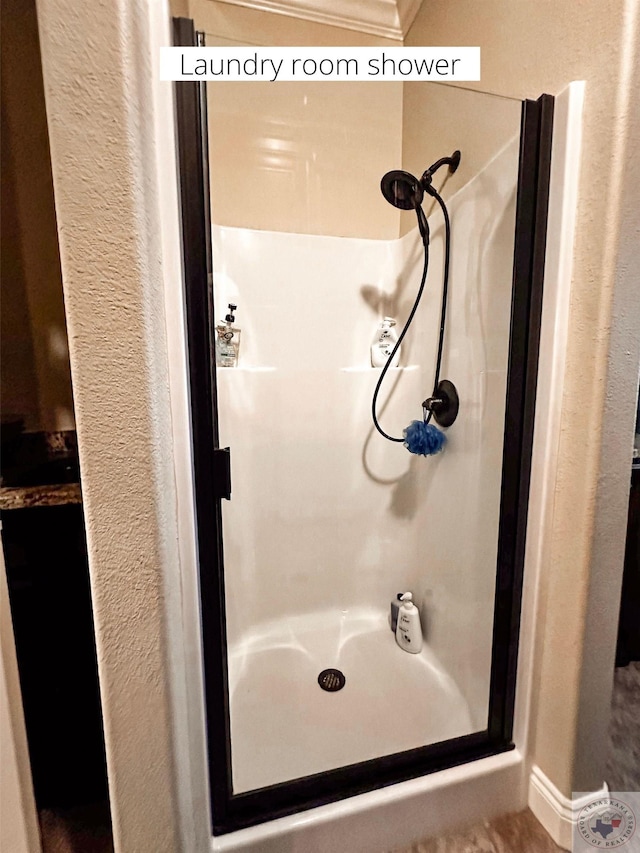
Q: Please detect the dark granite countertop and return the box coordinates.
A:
[1,429,82,510]
[0,482,82,510]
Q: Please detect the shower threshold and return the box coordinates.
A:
[228,608,475,794]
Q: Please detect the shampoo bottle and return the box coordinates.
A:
[371,317,400,368]
[395,592,422,654]
[215,303,241,367]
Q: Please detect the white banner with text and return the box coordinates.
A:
[160,47,481,83]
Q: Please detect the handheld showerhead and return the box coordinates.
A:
[373,149,461,450]
[380,170,424,210]
[380,150,461,209]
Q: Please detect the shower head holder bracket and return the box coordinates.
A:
[420,150,461,196]
[423,380,459,428]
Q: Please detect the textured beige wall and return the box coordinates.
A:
[574,17,640,790]
[406,0,640,796]
[36,0,205,850]
[171,0,190,16]
[1,0,74,432]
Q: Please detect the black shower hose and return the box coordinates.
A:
[371,189,452,442]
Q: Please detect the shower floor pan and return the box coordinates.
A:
[228,608,474,794]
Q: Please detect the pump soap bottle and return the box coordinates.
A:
[215,303,241,367]
[395,592,422,654]
[371,317,400,368]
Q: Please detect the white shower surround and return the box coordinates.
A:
[213,137,519,795]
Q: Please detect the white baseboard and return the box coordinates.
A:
[528,764,608,850]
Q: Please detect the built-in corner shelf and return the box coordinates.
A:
[218,366,420,373]
[217,366,276,373]
[340,365,419,373]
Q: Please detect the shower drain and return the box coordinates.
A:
[317,669,346,692]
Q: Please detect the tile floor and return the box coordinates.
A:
[606,662,640,791]
[39,806,558,853]
[39,802,113,853]
[391,808,561,852]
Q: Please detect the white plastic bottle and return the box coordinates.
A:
[371,317,400,368]
[395,592,422,654]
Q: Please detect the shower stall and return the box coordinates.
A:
[173,17,553,840]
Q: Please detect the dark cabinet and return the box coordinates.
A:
[2,504,109,808]
[616,466,640,666]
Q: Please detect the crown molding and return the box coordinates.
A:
[208,0,424,41]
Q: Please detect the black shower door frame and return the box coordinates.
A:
[173,15,553,837]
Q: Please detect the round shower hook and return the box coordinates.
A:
[423,380,459,429]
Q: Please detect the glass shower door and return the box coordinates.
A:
[173,17,553,834]
[210,79,521,794]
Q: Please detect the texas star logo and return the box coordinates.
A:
[577,798,636,848]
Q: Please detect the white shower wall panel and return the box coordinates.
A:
[213,137,518,730]
[214,227,424,643]
[405,139,520,727]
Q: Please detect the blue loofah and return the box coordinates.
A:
[402,420,447,456]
